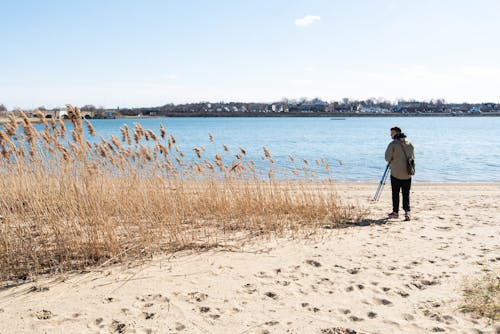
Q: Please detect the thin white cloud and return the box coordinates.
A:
[294,15,320,27]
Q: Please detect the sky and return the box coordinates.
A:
[1,0,500,109]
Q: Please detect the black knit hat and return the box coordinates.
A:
[390,126,402,133]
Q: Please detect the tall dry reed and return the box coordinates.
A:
[0,105,361,281]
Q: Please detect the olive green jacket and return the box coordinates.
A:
[385,138,414,180]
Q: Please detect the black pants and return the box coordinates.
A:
[391,176,411,213]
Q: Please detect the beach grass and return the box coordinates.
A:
[460,273,500,322]
[0,106,361,281]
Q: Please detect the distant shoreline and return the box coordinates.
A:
[122,112,500,118]
[1,112,499,124]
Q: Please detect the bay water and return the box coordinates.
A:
[37,117,500,182]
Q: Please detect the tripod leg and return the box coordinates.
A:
[374,182,382,201]
[378,166,390,200]
[374,164,390,201]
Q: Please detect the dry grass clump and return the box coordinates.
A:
[0,105,361,281]
[460,273,500,322]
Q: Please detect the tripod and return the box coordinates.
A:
[373,163,390,201]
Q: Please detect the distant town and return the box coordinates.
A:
[1,99,500,119]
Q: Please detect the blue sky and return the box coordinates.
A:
[1,0,500,108]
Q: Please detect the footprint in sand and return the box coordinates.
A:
[321,327,358,334]
[110,320,127,333]
[104,297,117,303]
[34,309,53,320]
[373,297,393,306]
[143,312,156,320]
[175,322,186,331]
[441,315,457,325]
[255,271,273,278]
[265,321,279,326]
[305,259,322,267]
[187,291,208,303]
[407,279,438,291]
[401,313,415,321]
[347,268,360,275]
[199,306,210,313]
[264,291,278,300]
[276,280,290,286]
[429,326,446,332]
[317,277,333,286]
[28,285,49,293]
[242,283,257,294]
[395,289,410,298]
[137,293,170,304]
[302,306,320,313]
[134,293,170,313]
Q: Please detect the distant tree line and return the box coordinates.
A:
[1,98,499,117]
[111,98,500,116]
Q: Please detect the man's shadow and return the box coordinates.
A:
[325,217,390,229]
[353,218,390,227]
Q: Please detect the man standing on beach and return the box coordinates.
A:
[385,127,414,221]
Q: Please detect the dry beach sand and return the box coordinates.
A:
[0,182,498,333]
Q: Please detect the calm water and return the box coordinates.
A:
[35,117,500,182]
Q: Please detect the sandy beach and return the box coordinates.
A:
[0,182,498,334]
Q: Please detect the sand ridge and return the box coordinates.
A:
[0,182,499,333]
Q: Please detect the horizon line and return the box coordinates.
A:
[2,98,500,111]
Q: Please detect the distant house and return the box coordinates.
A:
[358,106,390,113]
[298,101,326,112]
[449,103,470,113]
[394,102,424,113]
[334,105,353,113]
[271,103,288,112]
[480,103,496,112]
[467,107,481,114]
[313,101,327,112]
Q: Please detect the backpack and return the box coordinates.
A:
[398,141,415,175]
